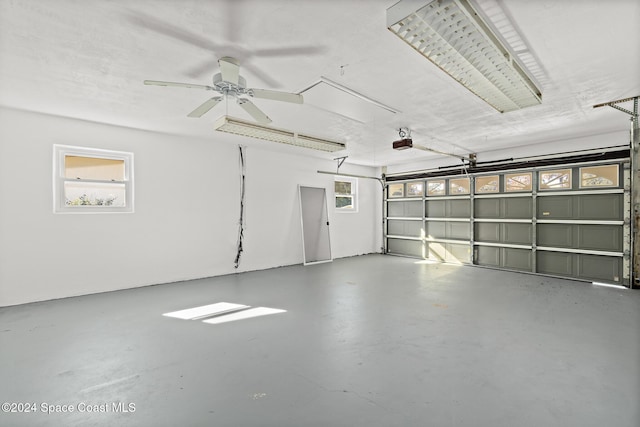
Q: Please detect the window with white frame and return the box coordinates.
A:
[53,145,134,213]
[334,177,357,212]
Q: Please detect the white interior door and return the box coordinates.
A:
[299,185,332,265]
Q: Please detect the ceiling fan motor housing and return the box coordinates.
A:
[213,73,247,96]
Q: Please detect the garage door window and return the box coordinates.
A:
[476,175,499,193]
[406,181,424,197]
[450,178,470,194]
[580,164,618,188]
[388,183,404,198]
[505,173,532,192]
[539,169,571,190]
[427,180,445,196]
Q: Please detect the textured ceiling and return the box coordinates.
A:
[0,0,638,168]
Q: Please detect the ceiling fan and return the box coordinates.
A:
[144,57,303,124]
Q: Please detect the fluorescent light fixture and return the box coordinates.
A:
[387,0,542,112]
[214,116,346,152]
[202,307,286,325]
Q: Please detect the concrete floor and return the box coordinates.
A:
[1,254,639,427]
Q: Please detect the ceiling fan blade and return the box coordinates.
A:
[250,88,303,104]
[219,57,240,85]
[187,97,223,118]
[237,98,271,124]
[144,80,214,90]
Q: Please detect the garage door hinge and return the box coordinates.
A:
[623,250,630,258]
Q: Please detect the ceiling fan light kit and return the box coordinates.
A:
[387,0,542,113]
[213,116,346,153]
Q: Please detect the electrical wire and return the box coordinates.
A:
[234,145,246,269]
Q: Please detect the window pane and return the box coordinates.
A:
[388,183,404,198]
[427,180,445,196]
[580,165,618,188]
[335,196,353,209]
[540,169,571,190]
[335,181,352,195]
[65,156,125,181]
[64,181,126,207]
[406,182,424,197]
[449,178,470,194]
[476,175,499,193]
[505,173,532,192]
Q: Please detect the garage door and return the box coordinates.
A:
[385,161,631,286]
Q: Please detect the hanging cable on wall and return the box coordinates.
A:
[234,145,247,269]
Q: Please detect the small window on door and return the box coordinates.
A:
[406,181,424,197]
[388,183,404,198]
[580,164,618,188]
[427,180,446,196]
[449,177,470,194]
[539,169,571,191]
[475,175,499,193]
[505,173,532,192]
[54,145,134,213]
[335,177,357,212]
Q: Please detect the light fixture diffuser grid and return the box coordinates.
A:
[387,0,542,113]
[214,116,346,152]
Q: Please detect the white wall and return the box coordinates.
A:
[0,108,382,306]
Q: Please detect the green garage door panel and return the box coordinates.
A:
[475,246,532,271]
[387,238,423,257]
[426,222,470,240]
[448,222,471,240]
[427,242,470,263]
[578,194,623,220]
[537,194,623,220]
[537,251,623,283]
[425,199,470,218]
[579,224,622,251]
[504,198,532,218]
[475,197,532,219]
[475,223,532,244]
[504,223,532,244]
[476,245,500,267]
[476,223,500,242]
[388,201,422,218]
[537,224,622,251]
[578,254,623,283]
[387,219,423,237]
[537,251,573,276]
